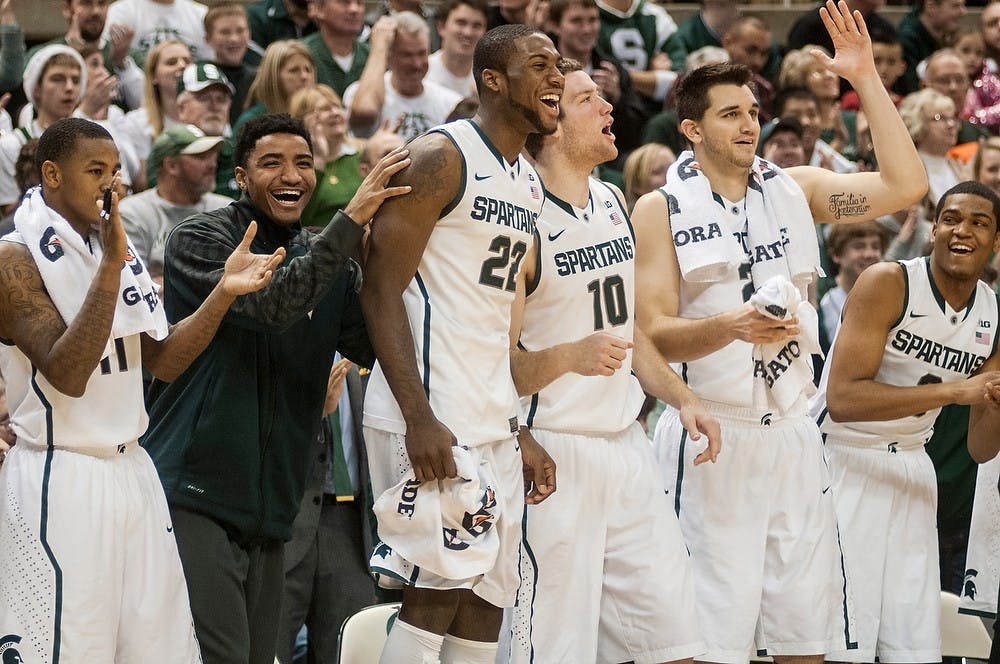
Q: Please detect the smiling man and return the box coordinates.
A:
[632,2,927,662]
[139,113,411,664]
[361,24,560,664]
[811,180,1000,664]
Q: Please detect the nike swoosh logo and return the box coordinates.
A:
[548,229,566,241]
[909,312,927,318]
[166,526,173,533]
[474,173,491,181]
[822,486,830,495]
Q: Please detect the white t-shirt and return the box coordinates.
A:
[427,51,476,99]
[105,0,210,62]
[343,72,463,141]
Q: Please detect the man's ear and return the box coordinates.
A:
[40,160,61,189]
[234,165,248,192]
[481,68,503,94]
[680,118,701,145]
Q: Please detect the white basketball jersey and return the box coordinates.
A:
[671,191,816,412]
[813,257,999,446]
[364,120,542,446]
[518,178,644,435]
[0,330,148,450]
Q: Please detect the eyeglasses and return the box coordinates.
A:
[928,113,958,125]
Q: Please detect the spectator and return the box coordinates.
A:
[104,0,210,64]
[119,124,231,280]
[594,0,683,112]
[773,86,857,173]
[140,113,409,664]
[365,0,438,50]
[26,0,144,110]
[428,0,487,99]
[546,0,645,160]
[245,0,315,62]
[358,122,404,173]
[117,40,193,166]
[204,3,259,121]
[901,88,968,205]
[787,0,896,95]
[954,29,1000,132]
[302,0,368,99]
[780,44,858,159]
[899,0,967,94]
[289,83,364,228]
[0,0,23,98]
[922,49,991,148]
[667,0,737,63]
[235,39,316,132]
[818,220,887,352]
[0,138,38,234]
[758,116,807,169]
[622,141,673,211]
[721,15,775,120]
[276,358,377,664]
[976,135,1000,198]
[169,62,241,199]
[840,24,904,111]
[0,45,87,215]
[982,0,1000,73]
[344,12,462,140]
[486,0,528,29]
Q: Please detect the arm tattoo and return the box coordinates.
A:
[828,192,871,220]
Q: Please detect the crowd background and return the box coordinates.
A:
[0,0,998,659]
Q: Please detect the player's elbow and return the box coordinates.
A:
[824,386,857,423]
[46,373,88,398]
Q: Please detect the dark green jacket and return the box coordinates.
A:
[303,33,369,99]
[143,197,373,543]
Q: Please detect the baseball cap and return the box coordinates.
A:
[177,62,236,96]
[148,124,225,175]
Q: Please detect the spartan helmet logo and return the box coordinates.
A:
[0,634,25,663]
[964,569,979,600]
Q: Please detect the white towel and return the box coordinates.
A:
[750,275,822,414]
[961,455,1000,619]
[663,152,821,292]
[372,446,501,581]
[14,187,168,352]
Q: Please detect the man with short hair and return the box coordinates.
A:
[759,116,807,169]
[27,0,144,109]
[120,124,232,280]
[721,15,775,120]
[361,23,561,664]
[345,11,462,140]
[303,0,369,98]
[141,113,411,664]
[171,62,242,199]
[508,59,720,664]
[0,116,283,664]
[245,0,316,60]
[899,0,967,93]
[204,2,259,118]
[632,4,927,661]
[0,46,86,214]
[811,180,1000,664]
[428,0,487,99]
[922,48,990,144]
[547,0,645,163]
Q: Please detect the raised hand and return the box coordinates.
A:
[107,23,135,69]
[813,0,875,84]
[219,221,287,295]
[97,173,128,265]
[343,147,411,225]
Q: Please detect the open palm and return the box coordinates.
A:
[221,221,287,296]
[814,0,875,83]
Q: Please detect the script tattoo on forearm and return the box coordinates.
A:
[828,192,871,220]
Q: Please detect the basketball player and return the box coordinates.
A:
[0,118,283,662]
[361,24,561,664]
[632,2,928,662]
[812,180,1000,663]
[507,60,720,664]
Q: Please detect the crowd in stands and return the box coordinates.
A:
[1,0,1000,658]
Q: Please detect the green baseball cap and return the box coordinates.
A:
[148,124,225,175]
[177,62,236,95]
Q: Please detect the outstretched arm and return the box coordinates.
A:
[788,0,927,224]
[632,190,799,362]
[826,262,1000,422]
[141,221,285,381]
[362,131,461,482]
